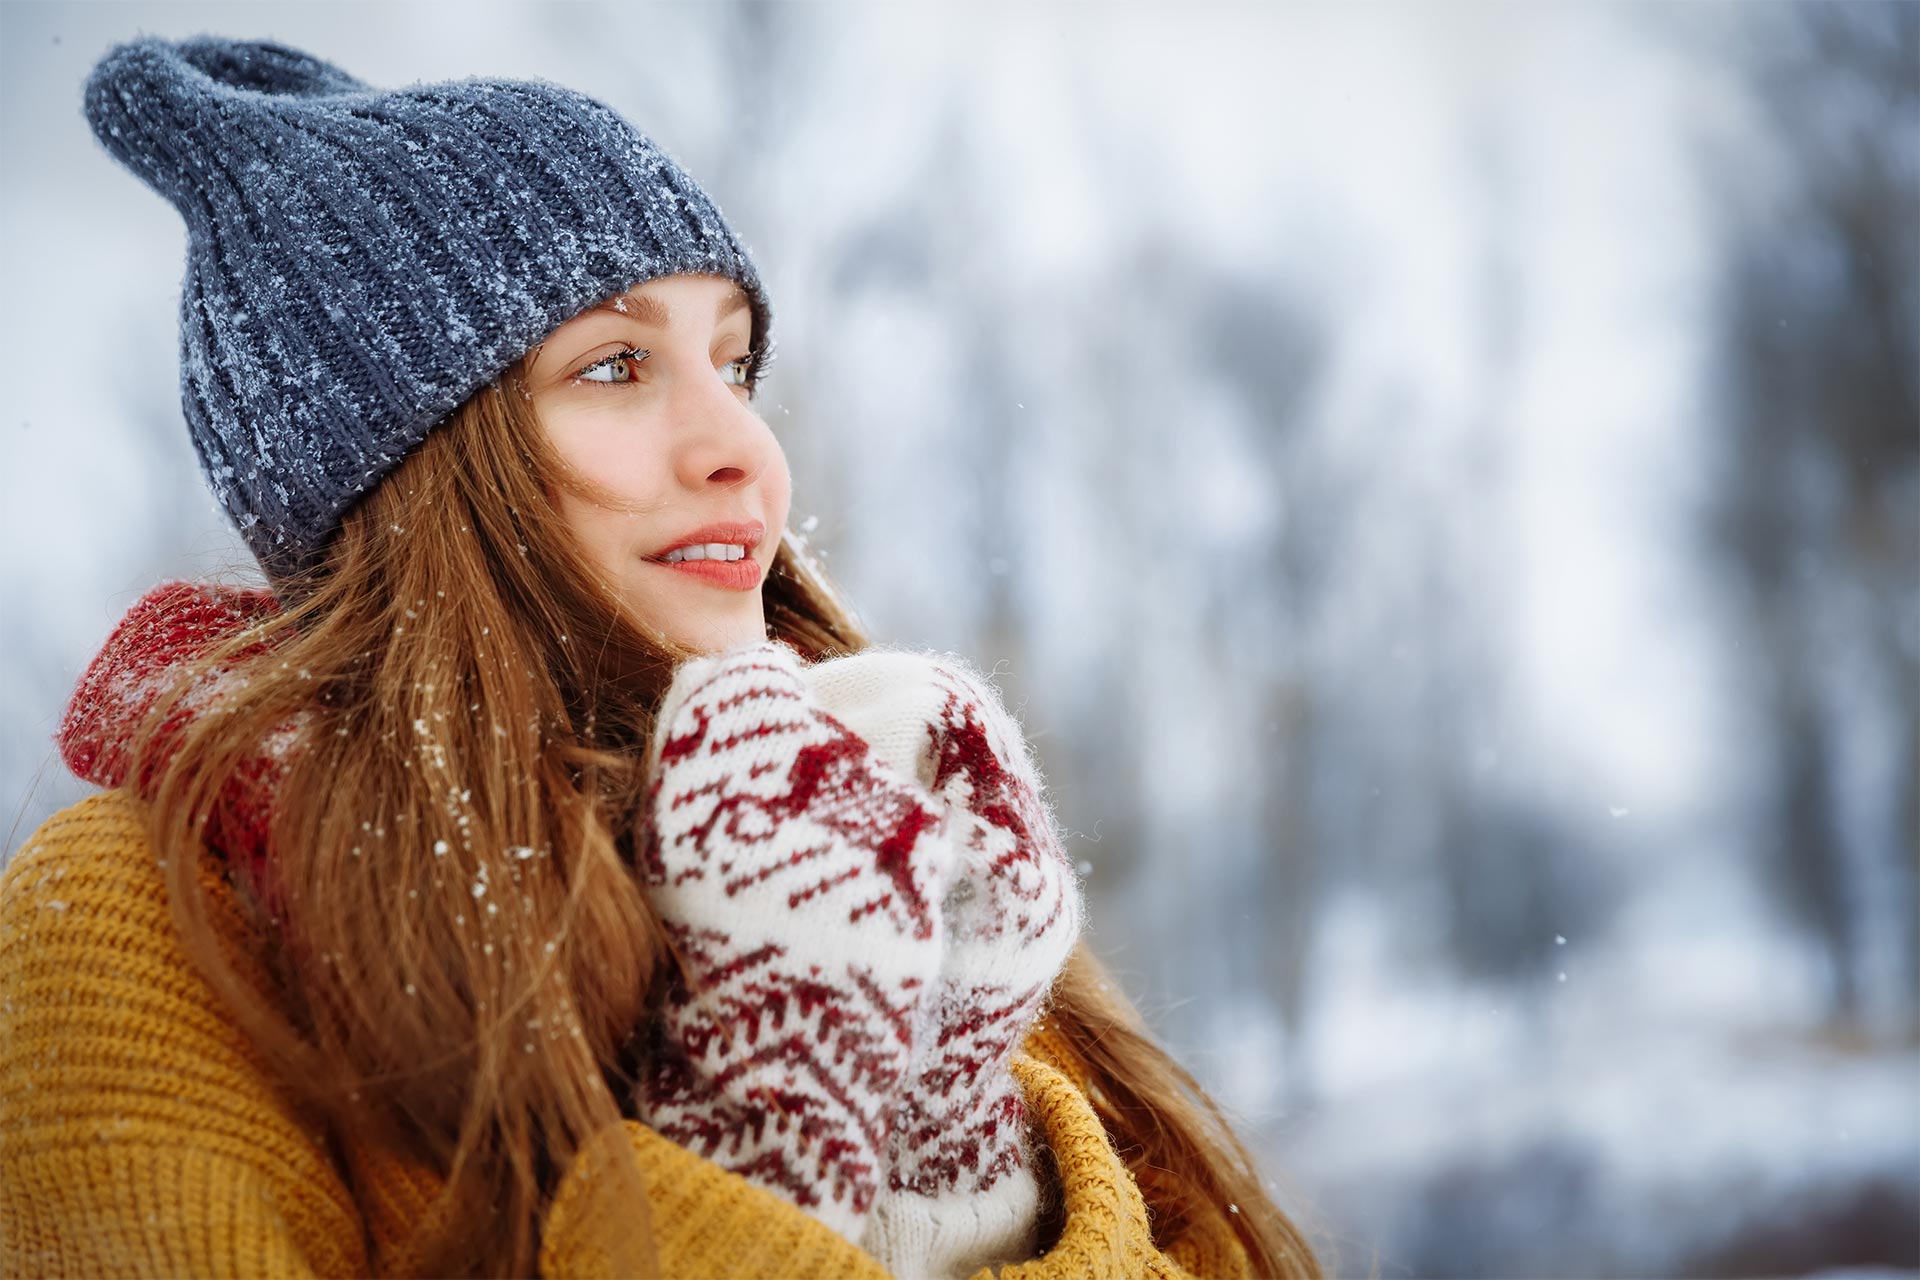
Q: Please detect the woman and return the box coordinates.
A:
[0,34,1327,1280]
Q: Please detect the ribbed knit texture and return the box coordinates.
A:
[82,35,772,579]
[0,791,1253,1277]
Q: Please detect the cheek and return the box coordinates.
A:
[762,433,794,529]
[547,419,670,513]
[564,427,650,491]
[546,460,665,568]
[548,491,626,575]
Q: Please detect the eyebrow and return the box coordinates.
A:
[589,282,753,328]
[529,282,753,377]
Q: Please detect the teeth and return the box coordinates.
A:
[662,542,747,563]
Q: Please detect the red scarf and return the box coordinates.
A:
[57,580,294,918]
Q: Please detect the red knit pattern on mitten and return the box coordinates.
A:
[885,660,1084,1197]
[792,649,1087,1276]
[634,641,961,1245]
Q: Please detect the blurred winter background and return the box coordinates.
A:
[3,1,1915,1276]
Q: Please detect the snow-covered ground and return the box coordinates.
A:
[1201,884,1920,1277]
[1273,1013,1916,1277]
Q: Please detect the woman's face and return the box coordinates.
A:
[523,273,789,655]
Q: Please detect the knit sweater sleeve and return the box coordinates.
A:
[0,791,900,1280]
[0,789,368,1278]
[538,1117,894,1278]
[539,1045,1256,1280]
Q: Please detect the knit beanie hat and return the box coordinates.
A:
[82,35,773,582]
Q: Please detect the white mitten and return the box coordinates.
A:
[801,649,1085,1278]
[633,639,960,1245]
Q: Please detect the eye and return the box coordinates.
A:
[733,346,777,399]
[572,346,649,385]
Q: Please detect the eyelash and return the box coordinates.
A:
[572,346,769,397]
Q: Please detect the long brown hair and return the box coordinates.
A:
[132,355,1328,1278]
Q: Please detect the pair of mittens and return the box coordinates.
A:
[635,639,1084,1271]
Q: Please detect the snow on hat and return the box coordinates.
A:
[83,35,773,581]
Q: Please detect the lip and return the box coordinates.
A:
[646,519,765,561]
[644,519,766,592]
[649,556,764,591]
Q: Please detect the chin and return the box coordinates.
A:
[677,612,768,657]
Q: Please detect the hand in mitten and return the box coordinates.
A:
[633,639,962,1246]
[800,651,1085,1267]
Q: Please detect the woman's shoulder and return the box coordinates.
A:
[2,787,165,923]
[0,784,280,1077]
[2,787,264,941]
[5,784,263,910]
[0,786,370,1277]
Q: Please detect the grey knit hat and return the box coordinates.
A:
[83,35,773,581]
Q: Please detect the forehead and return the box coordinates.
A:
[581,275,751,329]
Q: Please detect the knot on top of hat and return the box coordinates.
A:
[90,34,367,106]
[83,35,368,203]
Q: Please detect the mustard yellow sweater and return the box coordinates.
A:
[0,791,1252,1278]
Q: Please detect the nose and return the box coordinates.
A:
[671,366,773,493]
